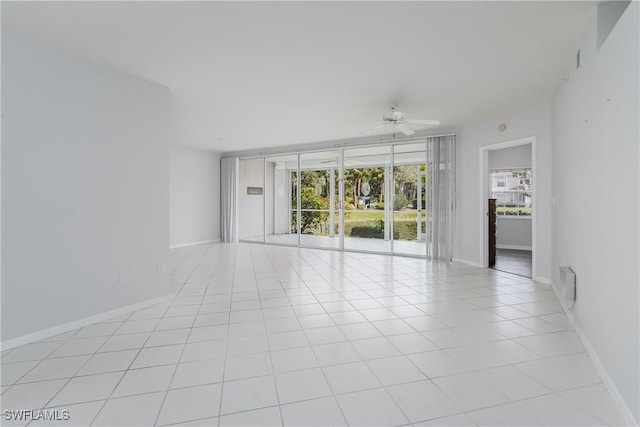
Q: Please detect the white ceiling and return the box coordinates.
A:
[2,1,596,152]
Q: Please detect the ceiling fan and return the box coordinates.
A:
[363,103,440,137]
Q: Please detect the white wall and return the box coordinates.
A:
[552,3,639,422]
[489,144,533,250]
[453,102,552,281]
[170,145,221,247]
[488,143,532,170]
[238,158,265,240]
[2,33,170,342]
[496,218,532,249]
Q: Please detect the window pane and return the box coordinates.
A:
[490,169,532,216]
[343,146,391,253]
[265,154,298,246]
[393,142,427,257]
[298,151,339,249]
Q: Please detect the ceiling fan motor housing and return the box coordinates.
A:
[383,110,406,123]
[362,102,439,137]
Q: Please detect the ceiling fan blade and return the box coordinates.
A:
[362,123,388,135]
[405,119,441,126]
[396,123,415,136]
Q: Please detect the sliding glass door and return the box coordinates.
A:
[343,146,391,253]
[264,154,298,246]
[236,135,455,260]
[299,151,340,249]
[393,142,427,257]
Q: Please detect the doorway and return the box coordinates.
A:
[479,137,535,278]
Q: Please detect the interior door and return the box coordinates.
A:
[488,198,497,266]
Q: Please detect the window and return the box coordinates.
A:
[490,169,532,216]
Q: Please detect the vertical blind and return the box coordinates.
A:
[220,156,238,242]
[426,135,456,261]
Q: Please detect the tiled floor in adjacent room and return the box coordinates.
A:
[492,249,533,279]
[0,243,628,426]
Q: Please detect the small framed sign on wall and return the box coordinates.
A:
[247,187,263,195]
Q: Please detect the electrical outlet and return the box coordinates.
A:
[158,264,166,274]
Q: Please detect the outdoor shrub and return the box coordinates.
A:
[405,221,417,237]
[291,187,328,233]
[393,221,417,240]
[393,195,409,211]
[375,202,385,210]
[350,226,382,239]
[350,220,398,239]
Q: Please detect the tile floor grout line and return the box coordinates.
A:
[2,242,624,427]
[23,310,141,424]
[152,256,215,427]
[3,331,78,389]
[88,321,166,424]
[88,284,179,426]
[213,247,235,427]
[252,249,286,427]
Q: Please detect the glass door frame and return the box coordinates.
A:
[341,145,393,255]
[297,150,342,251]
[237,135,454,260]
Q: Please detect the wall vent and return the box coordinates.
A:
[559,266,576,308]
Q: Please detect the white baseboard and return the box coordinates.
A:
[451,258,484,268]
[1,294,173,351]
[549,281,638,426]
[496,244,532,251]
[170,239,220,249]
[533,276,551,284]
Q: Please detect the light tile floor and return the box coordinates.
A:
[0,243,629,426]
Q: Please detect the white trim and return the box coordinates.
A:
[170,239,220,249]
[482,136,534,151]
[533,276,551,284]
[549,281,638,426]
[452,258,484,268]
[0,294,173,351]
[497,215,532,221]
[479,148,489,268]
[223,129,458,159]
[496,244,532,251]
